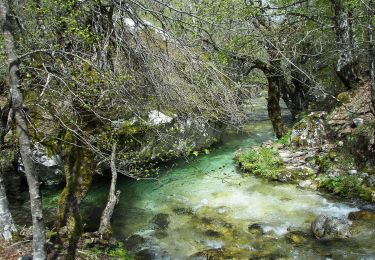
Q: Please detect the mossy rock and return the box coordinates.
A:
[191,248,224,259]
[285,231,309,245]
[290,112,327,148]
[348,210,375,221]
[152,213,170,230]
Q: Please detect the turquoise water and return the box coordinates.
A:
[79,120,375,259]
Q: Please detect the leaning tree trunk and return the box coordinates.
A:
[58,135,93,260]
[0,1,46,258]
[0,172,16,241]
[99,143,121,237]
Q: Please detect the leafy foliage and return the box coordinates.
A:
[235,147,284,178]
[320,175,372,200]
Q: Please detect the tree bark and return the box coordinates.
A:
[0,172,16,241]
[57,134,93,260]
[368,0,375,112]
[331,0,359,89]
[99,143,120,237]
[0,102,16,241]
[0,1,47,258]
[267,76,288,139]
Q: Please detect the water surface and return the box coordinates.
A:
[80,120,375,259]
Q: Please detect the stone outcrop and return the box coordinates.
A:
[311,215,351,240]
[290,111,328,148]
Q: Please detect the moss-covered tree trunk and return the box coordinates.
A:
[57,134,93,259]
[266,44,309,121]
[267,77,287,139]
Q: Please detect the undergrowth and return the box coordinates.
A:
[77,242,133,259]
[235,147,284,178]
[319,175,372,200]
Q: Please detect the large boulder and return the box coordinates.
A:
[291,112,327,148]
[311,215,351,240]
[114,112,222,177]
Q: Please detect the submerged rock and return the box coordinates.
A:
[285,231,308,245]
[152,213,170,230]
[135,248,155,260]
[125,234,146,251]
[204,229,222,237]
[248,223,264,235]
[191,248,224,259]
[348,210,375,221]
[172,207,194,215]
[154,230,168,239]
[249,252,287,260]
[311,215,351,240]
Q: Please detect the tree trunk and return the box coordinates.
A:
[267,77,287,139]
[57,135,93,260]
[0,107,3,148]
[331,0,359,89]
[266,44,309,120]
[0,1,46,258]
[368,0,375,112]
[0,172,16,241]
[0,104,16,241]
[99,143,120,237]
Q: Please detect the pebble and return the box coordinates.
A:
[352,118,364,127]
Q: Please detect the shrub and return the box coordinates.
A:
[235,147,284,178]
[319,175,372,200]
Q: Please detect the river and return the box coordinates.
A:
[74,120,375,259]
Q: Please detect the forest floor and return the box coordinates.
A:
[0,239,32,260]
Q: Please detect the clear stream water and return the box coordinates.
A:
[74,120,375,259]
[11,102,375,259]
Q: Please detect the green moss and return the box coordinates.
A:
[78,242,134,259]
[315,152,355,173]
[235,147,284,179]
[276,131,291,146]
[319,175,372,200]
[296,112,309,121]
[293,121,308,131]
[337,92,351,103]
[117,120,147,136]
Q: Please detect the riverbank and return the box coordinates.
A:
[235,83,375,203]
